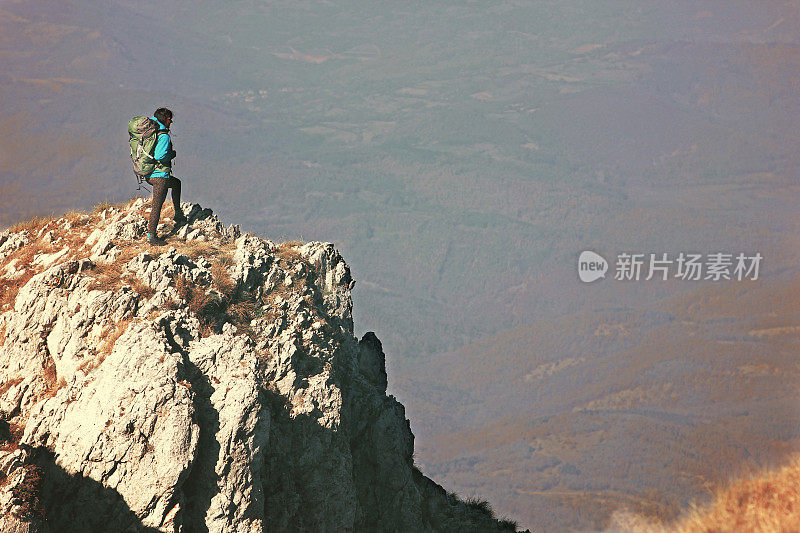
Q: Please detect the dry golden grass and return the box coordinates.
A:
[127,196,149,207]
[228,299,257,325]
[0,275,31,312]
[63,210,93,228]
[0,376,23,400]
[275,240,303,263]
[3,200,222,305]
[42,361,57,390]
[85,262,126,292]
[7,214,57,235]
[174,253,262,338]
[84,242,151,292]
[175,275,226,336]
[92,201,115,213]
[613,454,800,532]
[4,200,279,345]
[211,261,235,293]
[76,352,106,375]
[98,320,130,355]
[0,236,55,304]
[127,277,155,300]
[40,359,66,400]
[180,240,236,263]
[0,212,99,310]
[0,215,152,311]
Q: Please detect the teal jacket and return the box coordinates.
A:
[150,117,174,178]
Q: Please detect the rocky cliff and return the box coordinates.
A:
[0,200,518,532]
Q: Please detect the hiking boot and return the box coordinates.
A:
[173,211,188,227]
[147,234,168,246]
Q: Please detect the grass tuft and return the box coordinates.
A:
[181,240,235,263]
[464,497,495,519]
[92,201,115,214]
[128,277,155,300]
[99,320,130,355]
[175,275,226,336]
[8,215,56,235]
[275,240,303,263]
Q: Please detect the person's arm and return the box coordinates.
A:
[153,133,175,162]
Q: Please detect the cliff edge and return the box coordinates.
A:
[0,199,518,532]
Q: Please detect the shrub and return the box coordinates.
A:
[175,275,227,336]
[11,465,45,521]
[0,420,23,452]
[498,518,518,531]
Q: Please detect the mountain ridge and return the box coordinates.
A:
[0,199,519,532]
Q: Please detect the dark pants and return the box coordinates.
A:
[147,176,182,236]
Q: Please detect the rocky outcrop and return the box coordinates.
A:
[0,200,518,532]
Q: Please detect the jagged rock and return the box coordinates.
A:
[126,247,212,292]
[103,209,148,241]
[0,200,518,532]
[0,231,29,263]
[232,234,275,295]
[358,332,388,393]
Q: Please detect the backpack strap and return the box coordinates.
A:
[137,130,168,162]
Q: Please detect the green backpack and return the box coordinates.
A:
[128,116,164,178]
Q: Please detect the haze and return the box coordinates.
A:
[2,1,799,530]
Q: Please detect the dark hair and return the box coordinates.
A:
[154,107,173,124]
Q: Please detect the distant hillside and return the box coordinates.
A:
[400,274,800,531]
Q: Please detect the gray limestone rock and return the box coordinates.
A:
[0,231,30,264]
[0,201,518,533]
[23,320,199,530]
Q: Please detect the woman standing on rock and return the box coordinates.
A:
[147,107,186,245]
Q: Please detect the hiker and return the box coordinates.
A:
[146,107,186,245]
